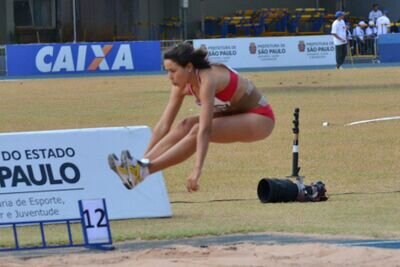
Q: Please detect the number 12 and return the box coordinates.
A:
[83,208,107,228]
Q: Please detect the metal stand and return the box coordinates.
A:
[288,108,304,184]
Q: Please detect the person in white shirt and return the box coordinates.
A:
[331,11,347,69]
[353,21,366,41]
[353,21,367,54]
[365,21,377,54]
[369,4,383,24]
[376,10,391,36]
[366,21,377,37]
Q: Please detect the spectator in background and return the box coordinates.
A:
[331,11,348,69]
[366,21,377,37]
[346,22,355,55]
[346,22,353,39]
[390,18,399,33]
[369,4,383,24]
[374,11,390,63]
[365,21,377,54]
[353,21,367,54]
[376,10,391,36]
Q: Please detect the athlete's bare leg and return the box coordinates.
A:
[147,113,274,174]
[145,116,199,160]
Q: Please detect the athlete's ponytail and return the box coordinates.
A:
[164,42,211,69]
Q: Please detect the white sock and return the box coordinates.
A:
[140,166,149,179]
[139,159,150,178]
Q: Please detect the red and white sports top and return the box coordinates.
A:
[186,64,267,113]
[186,64,238,111]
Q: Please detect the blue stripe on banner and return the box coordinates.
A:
[6,41,162,76]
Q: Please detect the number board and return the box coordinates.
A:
[78,199,112,246]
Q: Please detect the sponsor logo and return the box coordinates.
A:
[0,148,80,188]
[298,41,306,52]
[206,45,237,58]
[0,162,80,187]
[35,44,134,73]
[249,42,257,54]
[257,43,286,55]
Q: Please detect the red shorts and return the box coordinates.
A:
[248,105,275,122]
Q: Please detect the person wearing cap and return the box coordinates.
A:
[366,21,377,37]
[353,21,367,54]
[376,10,391,36]
[369,4,383,24]
[331,11,347,69]
[365,21,377,54]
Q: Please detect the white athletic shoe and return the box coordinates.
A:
[121,150,145,187]
[107,153,134,189]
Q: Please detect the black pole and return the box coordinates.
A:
[291,108,300,177]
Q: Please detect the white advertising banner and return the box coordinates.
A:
[193,35,335,69]
[0,126,172,223]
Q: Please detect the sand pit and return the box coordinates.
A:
[2,243,400,267]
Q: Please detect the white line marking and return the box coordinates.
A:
[345,116,400,126]
[345,240,400,246]
[0,79,23,82]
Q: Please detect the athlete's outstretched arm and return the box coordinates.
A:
[144,86,184,156]
[186,71,216,192]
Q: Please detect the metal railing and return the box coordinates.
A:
[0,46,6,76]
[348,36,377,57]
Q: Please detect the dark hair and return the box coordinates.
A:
[373,3,378,8]
[164,42,211,69]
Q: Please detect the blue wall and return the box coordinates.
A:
[378,34,400,63]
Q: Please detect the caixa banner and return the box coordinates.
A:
[6,41,162,76]
[0,126,172,223]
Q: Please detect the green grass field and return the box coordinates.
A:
[0,67,400,246]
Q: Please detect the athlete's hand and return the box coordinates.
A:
[186,169,201,192]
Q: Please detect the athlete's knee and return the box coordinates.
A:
[175,117,198,134]
[186,123,199,138]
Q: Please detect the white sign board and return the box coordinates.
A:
[193,35,335,69]
[0,126,172,223]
